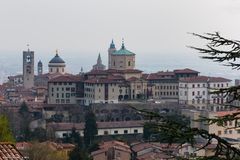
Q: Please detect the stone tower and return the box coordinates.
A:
[108,40,116,69]
[23,48,34,89]
[38,60,43,75]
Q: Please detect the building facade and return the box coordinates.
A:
[179,76,231,111]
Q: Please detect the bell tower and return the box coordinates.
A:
[23,45,34,89]
[38,60,43,75]
[108,39,116,69]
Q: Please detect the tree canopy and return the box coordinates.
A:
[0,115,15,142]
[83,110,97,148]
[140,32,240,160]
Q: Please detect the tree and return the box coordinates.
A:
[18,101,31,141]
[138,32,240,160]
[83,110,97,148]
[30,127,47,142]
[0,115,15,142]
[68,128,91,160]
[27,142,67,160]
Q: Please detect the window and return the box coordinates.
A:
[202,98,205,103]
[114,130,118,134]
[203,84,205,87]
[128,61,131,66]
[224,130,227,134]
[229,130,233,134]
[218,131,221,135]
[124,130,128,134]
[197,84,200,87]
[57,93,59,98]
[192,84,195,88]
[66,99,70,104]
[61,99,65,103]
[56,99,60,103]
[134,129,138,133]
[66,93,70,98]
[202,91,205,95]
[104,131,108,135]
[192,91,195,96]
[66,87,70,91]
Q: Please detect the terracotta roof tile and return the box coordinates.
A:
[179,76,231,83]
[47,120,144,131]
[49,75,82,82]
[0,143,24,160]
[174,68,199,74]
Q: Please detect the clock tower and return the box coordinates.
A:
[23,47,34,89]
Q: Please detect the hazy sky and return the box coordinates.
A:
[1,0,240,78]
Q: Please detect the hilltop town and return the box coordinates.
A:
[0,40,238,160]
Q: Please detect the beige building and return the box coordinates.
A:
[108,40,135,70]
[91,141,131,160]
[48,75,82,104]
[145,68,199,101]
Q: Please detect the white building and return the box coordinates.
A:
[179,76,231,111]
[47,121,144,138]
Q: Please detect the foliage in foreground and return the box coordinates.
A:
[140,32,240,160]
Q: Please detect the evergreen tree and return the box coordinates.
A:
[18,101,31,141]
[83,110,97,148]
[0,115,15,142]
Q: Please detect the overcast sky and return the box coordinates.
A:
[1,0,240,52]
[1,0,240,77]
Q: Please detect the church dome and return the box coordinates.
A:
[49,54,65,64]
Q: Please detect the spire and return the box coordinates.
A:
[121,38,125,49]
[27,44,30,52]
[97,53,102,64]
[110,39,115,49]
[55,49,59,56]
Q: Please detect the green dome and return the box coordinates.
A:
[112,42,135,56]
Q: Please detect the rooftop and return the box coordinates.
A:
[49,53,65,64]
[0,143,24,160]
[179,76,231,83]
